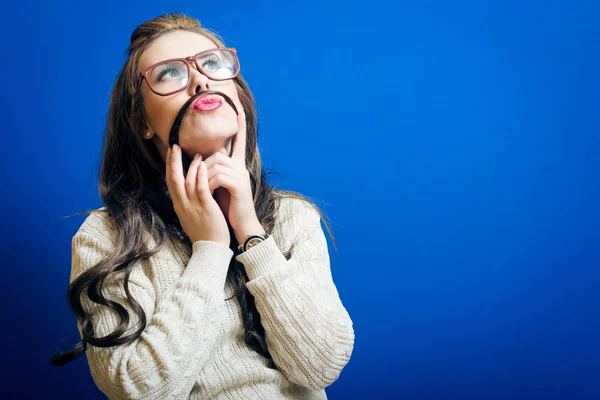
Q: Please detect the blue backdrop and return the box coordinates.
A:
[2,1,598,398]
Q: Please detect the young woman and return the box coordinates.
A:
[51,12,354,400]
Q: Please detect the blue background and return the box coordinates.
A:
[1,0,598,398]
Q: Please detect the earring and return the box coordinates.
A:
[145,130,153,138]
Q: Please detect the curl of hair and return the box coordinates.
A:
[51,12,336,367]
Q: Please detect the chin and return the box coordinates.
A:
[195,118,237,137]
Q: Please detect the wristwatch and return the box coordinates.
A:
[237,233,270,254]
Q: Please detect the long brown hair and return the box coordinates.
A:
[51,12,337,366]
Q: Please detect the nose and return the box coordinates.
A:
[188,63,211,95]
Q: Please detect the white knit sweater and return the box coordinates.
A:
[70,195,355,399]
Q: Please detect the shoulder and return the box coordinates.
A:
[73,206,115,246]
[273,193,323,238]
[76,205,111,231]
[70,207,116,284]
[275,192,320,218]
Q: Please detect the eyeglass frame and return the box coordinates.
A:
[136,47,240,96]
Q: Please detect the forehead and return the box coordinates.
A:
[139,30,217,70]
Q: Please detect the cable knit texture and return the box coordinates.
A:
[70,195,354,399]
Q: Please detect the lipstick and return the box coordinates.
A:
[194,95,222,111]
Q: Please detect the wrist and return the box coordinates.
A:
[235,221,265,244]
[235,222,268,254]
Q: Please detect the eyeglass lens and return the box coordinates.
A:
[147,49,238,94]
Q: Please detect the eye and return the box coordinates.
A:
[156,66,182,82]
[200,54,224,70]
[154,62,187,83]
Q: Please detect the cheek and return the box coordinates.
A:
[220,81,241,106]
[231,88,242,106]
[145,98,182,133]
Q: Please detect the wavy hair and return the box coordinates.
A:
[51,12,336,366]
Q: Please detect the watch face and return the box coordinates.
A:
[248,238,264,249]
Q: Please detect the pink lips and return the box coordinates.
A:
[194,95,222,111]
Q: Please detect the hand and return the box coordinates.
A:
[165,143,230,247]
[203,111,261,237]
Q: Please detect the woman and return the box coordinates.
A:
[51,12,354,400]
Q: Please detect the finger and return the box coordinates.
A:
[197,160,213,205]
[203,151,234,171]
[168,144,189,207]
[207,164,238,195]
[206,162,229,196]
[208,173,237,196]
[186,153,202,203]
[206,163,236,185]
[231,111,247,165]
[165,147,173,194]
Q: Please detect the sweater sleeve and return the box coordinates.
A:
[234,198,355,390]
[71,215,234,400]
